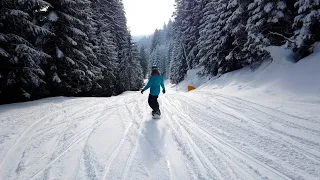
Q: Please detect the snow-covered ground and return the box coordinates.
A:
[1,48,320,180]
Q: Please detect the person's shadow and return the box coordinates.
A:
[139,119,165,168]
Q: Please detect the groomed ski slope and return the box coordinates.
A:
[0,48,320,180]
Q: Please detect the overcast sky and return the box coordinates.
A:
[123,0,175,36]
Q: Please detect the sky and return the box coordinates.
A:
[123,0,175,37]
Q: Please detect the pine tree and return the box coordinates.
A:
[116,37,144,92]
[174,0,204,70]
[136,36,153,52]
[150,45,169,77]
[106,0,130,62]
[196,0,221,75]
[211,0,236,74]
[292,0,320,58]
[225,0,251,69]
[139,46,149,78]
[216,0,252,73]
[108,0,143,93]
[245,0,294,64]
[40,0,101,96]
[151,29,163,52]
[148,23,174,78]
[129,42,144,90]
[0,0,52,104]
[169,41,188,84]
[89,0,119,96]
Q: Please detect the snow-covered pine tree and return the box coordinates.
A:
[186,0,208,70]
[150,45,166,76]
[151,29,163,52]
[129,42,144,90]
[136,36,153,53]
[224,0,251,69]
[210,0,238,74]
[174,0,204,70]
[139,46,149,78]
[244,0,294,64]
[196,0,221,76]
[0,0,52,104]
[41,0,101,96]
[166,41,174,78]
[89,0,119,96]
[163,21,175,79]
[106,0,145,93]
[116,42,131,93]
[215,0,252,73]
[169,41,188,84]
[105,0,130,62]
[292,0,320,58]
[148,23,174,78]
[116,37,144,92]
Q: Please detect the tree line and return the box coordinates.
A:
[0,0,145,104]
[146,0,319,84]
[1,0,319,104]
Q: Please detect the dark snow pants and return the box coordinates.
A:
[148,94,159,112]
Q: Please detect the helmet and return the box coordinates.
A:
[152,65,159,71]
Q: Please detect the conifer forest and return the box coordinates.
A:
[1,0,319,104]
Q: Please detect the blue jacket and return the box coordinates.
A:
[143,75,165,96]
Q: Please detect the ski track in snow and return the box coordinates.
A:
[0,90,320,180]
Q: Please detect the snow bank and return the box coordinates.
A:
[170,68,211,92]
[179,46,320,102]
[313,41,320,52]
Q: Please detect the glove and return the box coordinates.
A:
[141,89,145,94]
[162,89,166,94]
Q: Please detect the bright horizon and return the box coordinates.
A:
[123,0,175,36]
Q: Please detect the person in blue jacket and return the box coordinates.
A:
[141,65,165,116]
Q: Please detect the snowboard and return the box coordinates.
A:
[152,114,161,119]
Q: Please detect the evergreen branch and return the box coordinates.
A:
[268,31,294,43]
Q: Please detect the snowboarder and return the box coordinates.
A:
[141,65,166,117]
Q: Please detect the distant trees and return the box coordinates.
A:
[0,0,144,104]
[148,22,174,78]
[115,36,144,93]
[139,46,149,78]
[169,41,188,84]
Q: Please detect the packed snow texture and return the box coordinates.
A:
[0,47,319,179]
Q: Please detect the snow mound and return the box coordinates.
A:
[171,68,211,92]
[179,46,320,103]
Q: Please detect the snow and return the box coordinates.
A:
[198,46,320,102]
[56,47,64,59]
[71,27,86,37]
[313,41,320,52]
[264,2,274,13]
[48,12,58,22]
[171,67,211,92]
[277,1,287,10]
[52,73,62,83]
[1,47,320,179]
[0,47,9,57]
[9,10,28,17]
